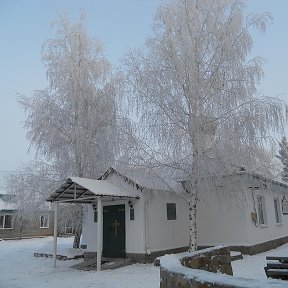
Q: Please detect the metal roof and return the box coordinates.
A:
[100,166,187,192]
[46,177,140,203]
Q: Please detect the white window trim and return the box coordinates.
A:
[0,214,13,229]
[40,214,49,229]
[65,220,73,234]
[65,225,73,234]
[273,197,282,224]
[257,195,268,226]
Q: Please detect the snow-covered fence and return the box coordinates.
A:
[160,246,287,288]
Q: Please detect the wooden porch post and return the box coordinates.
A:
[53,202,58,268]
[97,197,103,271]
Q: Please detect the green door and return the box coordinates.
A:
[102,204,125,258]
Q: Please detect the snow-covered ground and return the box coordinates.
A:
[0,237,159,288]
[232,243,288,280]
[0,237,288,288]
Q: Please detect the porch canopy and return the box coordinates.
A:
[46,177,140,271]
[47,177,140,204]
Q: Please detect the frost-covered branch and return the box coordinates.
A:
[121,0,288,251]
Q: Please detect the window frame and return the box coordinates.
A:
[166,203,177,220]
[40,214,49,229]
[65,220,73,234]
[273,198,282,224]
[256,195,268,226]
[0,214,13,229]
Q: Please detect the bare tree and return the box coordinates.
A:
[5,161,84,242]
[276,136,288,182]
[18,15,119,247]
[122,0,288,251]
[5,161,59,238]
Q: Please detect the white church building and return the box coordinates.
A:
[47,166,288,266]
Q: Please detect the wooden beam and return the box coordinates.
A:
[53,202,58,268]
[54,181,75,201]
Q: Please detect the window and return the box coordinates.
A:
[130,208,135,220]
[94,210,98,222]
[40,215,49,228]
[274,198,282,224]
[257,195,267,225]
[167,203,176,220]
[0,214,13,229]
[65,220,73,234]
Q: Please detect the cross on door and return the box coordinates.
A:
[112,219,120,237]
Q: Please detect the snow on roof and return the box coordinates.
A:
[47,177,140,203]
[100,162,288,196]
[234,171,288,189]
[69,177,139,198]
[101,166,188,192]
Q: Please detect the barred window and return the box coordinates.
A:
[167,203,176,220]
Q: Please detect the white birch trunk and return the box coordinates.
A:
[188,193,198,252]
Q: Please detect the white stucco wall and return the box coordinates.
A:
[82,199,146,253]
[197,174,288,247]
[243,176,288,245]
[146,190,189,252]
[81,174,145,254]
[103,174,146,254]
[197,182,249,246]
[82,171,288,255]
[82,204,98,251]
[125,198,146,254]
[82,174,189,254]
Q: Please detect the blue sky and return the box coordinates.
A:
[0,0,287,189]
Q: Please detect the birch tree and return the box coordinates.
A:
[18,15,119,247]
[122,0,288,251]
[20,15,117,178]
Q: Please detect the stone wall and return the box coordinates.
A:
[230,235,288,255]
[160,246,288,288]
[181,246,233,276]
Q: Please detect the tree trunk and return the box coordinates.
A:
[73,203,83,248]
[19,218,23,240]
[188,129,201,252]
[73,225,82,248]
[188,193,198,252]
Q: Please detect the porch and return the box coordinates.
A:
[46,176,140,271]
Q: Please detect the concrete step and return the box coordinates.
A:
[71,257,135,271]
[230,251,243,261]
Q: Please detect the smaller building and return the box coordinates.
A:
[0,193,54,239]
[47,166,288,267]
